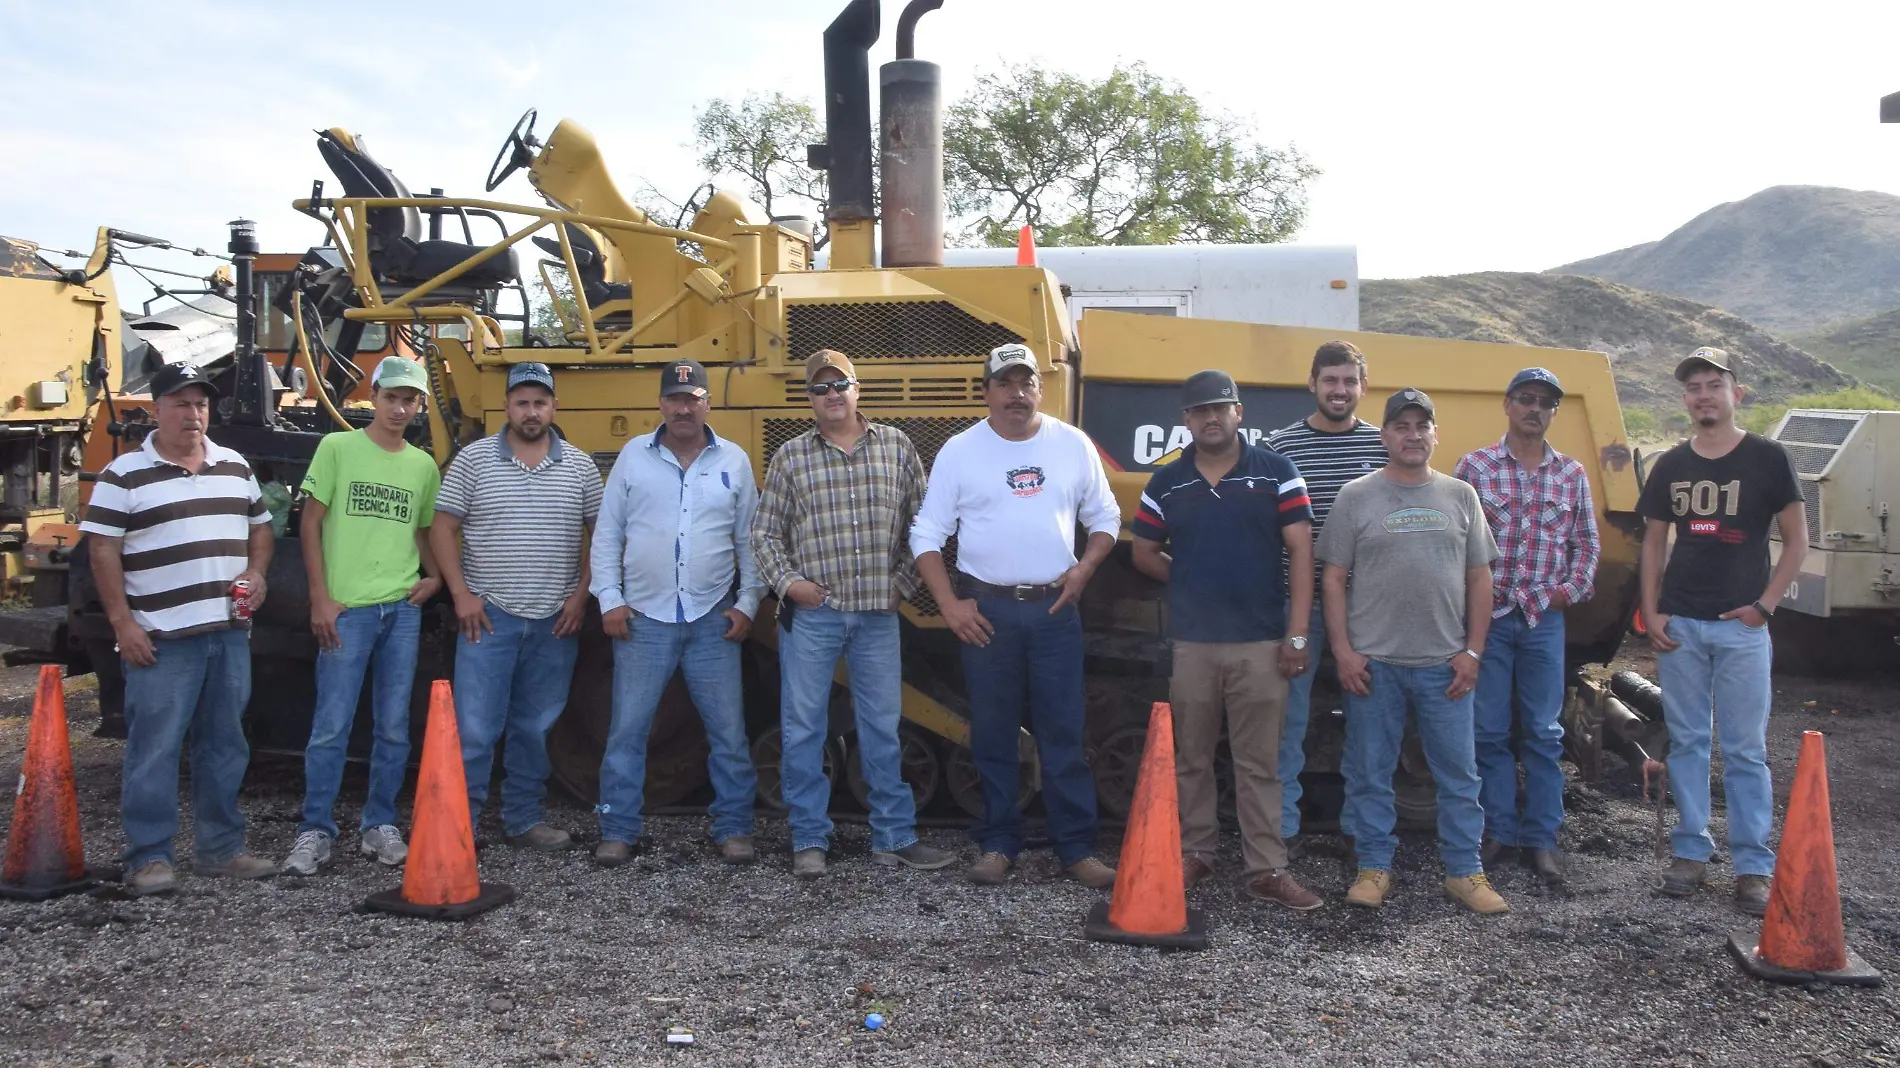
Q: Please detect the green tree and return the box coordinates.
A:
[944,62,1318,247]
[1742,386,1900,434]
[528,272,578,346]
[690,92,829,245]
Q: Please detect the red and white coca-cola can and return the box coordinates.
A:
[231,579,254,624]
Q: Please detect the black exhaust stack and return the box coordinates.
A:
[226,219,273,428]
[808,0,880,263]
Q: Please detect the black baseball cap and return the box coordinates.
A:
[659,359,709,398]
[1382,387,1434,425]
[1506,367,1563,398]
[149,362,218,399]
[1181,369,1239,409]
[507,361,556,394]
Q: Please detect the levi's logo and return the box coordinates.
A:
[1688,520,1720,535]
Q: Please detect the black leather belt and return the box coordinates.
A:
[957,574,1060,602]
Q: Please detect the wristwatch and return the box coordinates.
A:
[1288,636,1308,652]
[1459,648,1483,662]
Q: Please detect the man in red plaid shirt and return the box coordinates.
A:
[1453,367,1600,887]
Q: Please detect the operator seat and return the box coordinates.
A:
[531,224,631,328]
[317,129,520,294]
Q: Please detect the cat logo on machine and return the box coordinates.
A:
[1005,466,1046,497]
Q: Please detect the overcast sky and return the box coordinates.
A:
[5,0,1897,294]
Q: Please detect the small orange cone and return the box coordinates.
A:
[1,666,96,901]
[1015,224,1037,267]
[1084,702,1208,949]
[365,680,513,919]
[1729,731,1882,986]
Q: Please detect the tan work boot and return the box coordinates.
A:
[196,853,276,880]
[720,835,757,865]
[125,859,177,897]
[594,839,634,868]
[967,851,1012,885]
[1444,872,1510,915]
[1066,857,1117,889]
[1344,869,1392,909]
[504,823,574,852]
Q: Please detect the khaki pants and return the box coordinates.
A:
[1170,640,1289,877]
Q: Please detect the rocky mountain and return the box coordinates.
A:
[1550,185,1900,336]
[1793,307,1900,394]
[1361,271,1851,415]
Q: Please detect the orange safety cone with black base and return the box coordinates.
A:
[1016,224,1037,267]
[365,680,514,920]
[1729,731,1882,987]
[1,666,96,901]
[1084,702,1208,950]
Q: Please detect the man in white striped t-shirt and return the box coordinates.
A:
[1264,340,1388,852]
[81,363,278,896]
[430,362,603,852]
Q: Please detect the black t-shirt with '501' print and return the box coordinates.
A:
[1636,432,1801,621]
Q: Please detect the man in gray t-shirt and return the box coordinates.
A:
[1316,389,1506,916]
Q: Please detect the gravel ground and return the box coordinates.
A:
[1,653,1896,1068]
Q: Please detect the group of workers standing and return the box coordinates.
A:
[81,335,1804,921]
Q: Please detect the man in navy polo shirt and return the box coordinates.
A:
[1131,370,1322,910]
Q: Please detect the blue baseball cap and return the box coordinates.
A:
[507,361,555,395]
[1507,367,1563,398]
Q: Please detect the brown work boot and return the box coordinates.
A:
[594,839,634,868]
[504,823,574,852]
[1523,847,1565,888]
[195,853,276,880]
[1066,857,1117,889]
[1182,855,1215,890]
[968,851,1013,885]
[1481,838,1517,869]
[1444,872,1510,915]
[1735,874,1773,917]
[125,859,177,897]
[791,848,827,880]
[1658,857,1706,898]
[720,835,757,865]
[1246,869,1323,911]
[1344,869,1392,909]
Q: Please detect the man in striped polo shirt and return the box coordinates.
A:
[82,362,278,896]
[752,349,955,879]
[430,362,603,851]
[1264,340,1388,852]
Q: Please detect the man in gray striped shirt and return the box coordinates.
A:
[81,362,278,895]
[430,362,603,851]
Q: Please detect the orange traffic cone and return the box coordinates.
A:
[1729,731,1882,986]
[1,666,96,901]
[365,680,514,919]
[1084,702,1209,949]
[1015,224,1037,267]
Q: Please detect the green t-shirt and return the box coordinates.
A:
[301,430,440,608]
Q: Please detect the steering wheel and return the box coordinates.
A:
[485,108,541,192]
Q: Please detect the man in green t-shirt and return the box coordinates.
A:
[282,357,443,875]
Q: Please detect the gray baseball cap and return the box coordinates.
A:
[507,362,555,394]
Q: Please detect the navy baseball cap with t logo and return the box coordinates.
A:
[659,359,709,399]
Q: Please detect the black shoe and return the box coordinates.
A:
[1481,838,1518,869]
[1285,835,1308,863]
[1523,847,1565,888]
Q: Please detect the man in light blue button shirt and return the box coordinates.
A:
[589,358,763,867]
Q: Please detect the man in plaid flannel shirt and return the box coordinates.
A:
[751,349,957,880]
[1453,367,1600,886]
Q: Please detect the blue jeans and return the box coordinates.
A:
[1344,659,1486,876]
[779,606,916,854]
[1473,609,1567,849]
[597,600,755,844]
[300,599,421,838]
[1657,616,1775,875]
[959,595,1097,866]
[1280,601,1326,837]
[453,604,580,836]
[120,629,253,868]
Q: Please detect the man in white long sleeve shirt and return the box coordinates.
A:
[911,343,1123,889]
[589,359,763,867]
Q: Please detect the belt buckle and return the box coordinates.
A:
[1010,584,1037,601]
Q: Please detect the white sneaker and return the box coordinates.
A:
[359,824,408,867]
[281,830,333,876]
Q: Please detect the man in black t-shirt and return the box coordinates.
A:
[1636,347,1806,917]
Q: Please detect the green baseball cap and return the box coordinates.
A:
[372,356,429,393]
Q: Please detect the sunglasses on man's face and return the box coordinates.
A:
[805,379,857,396]
[1511,392,1560,411]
